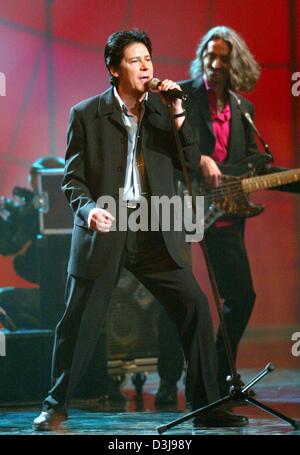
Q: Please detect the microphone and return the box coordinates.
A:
[148,78,188,101]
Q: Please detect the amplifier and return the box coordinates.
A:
[0,329,53,404]
[107,269,160,362]
[36,234,71,329]
[36,169,73,234]
[0,329,108,405]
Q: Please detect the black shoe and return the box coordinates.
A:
[32,411,68,431]
[155,380,178,405]
[193,409,249,428]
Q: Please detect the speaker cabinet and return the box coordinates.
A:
[0,328,109,405]
[0,329,53,404]
[107,269,160,361]
[37,234,71,329]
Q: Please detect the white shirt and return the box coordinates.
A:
[114,86,147,203]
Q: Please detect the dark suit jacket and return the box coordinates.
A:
[179,78,259,164]
[62,87,198,279]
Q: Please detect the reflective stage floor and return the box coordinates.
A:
[0,367,299,436]
[0,326,300,440]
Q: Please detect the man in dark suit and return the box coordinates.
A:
[155,26,261,404]
[33,29,248,430]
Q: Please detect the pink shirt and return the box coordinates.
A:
[204,77,233,228]
[204,76,231,163]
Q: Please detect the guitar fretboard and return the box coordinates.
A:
[242,169,300,193]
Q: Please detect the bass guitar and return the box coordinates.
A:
[185,153,300,230]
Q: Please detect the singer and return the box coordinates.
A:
[33,28,247,430]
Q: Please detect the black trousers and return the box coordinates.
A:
[43,228,220,413]
[158,221,256,396]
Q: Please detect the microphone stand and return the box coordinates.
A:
[156,104,299,434]
[228,90,273,160]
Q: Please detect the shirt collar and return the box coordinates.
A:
[113,86,148,115]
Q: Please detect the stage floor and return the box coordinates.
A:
[0,368,299,436]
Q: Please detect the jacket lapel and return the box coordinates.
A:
[190,79,214,136]
[96,87,125,130]
[227,91,241,162]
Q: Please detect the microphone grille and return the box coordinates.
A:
[148,77,160,90]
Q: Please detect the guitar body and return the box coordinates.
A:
[201,175,265,218]
[190,152,273,229]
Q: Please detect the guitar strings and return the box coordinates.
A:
[194,179,244,201]
[194,171,300,201]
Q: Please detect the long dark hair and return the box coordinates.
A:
[104,29,152,86]
[190,26,260,92]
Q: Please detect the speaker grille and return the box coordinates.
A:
[107,269,160,360]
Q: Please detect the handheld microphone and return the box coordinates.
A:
[148,78,188,101]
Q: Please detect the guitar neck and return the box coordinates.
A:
[242,169,300,193]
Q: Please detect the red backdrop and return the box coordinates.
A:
[0,0,299,327]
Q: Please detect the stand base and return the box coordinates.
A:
[156,362,300,434]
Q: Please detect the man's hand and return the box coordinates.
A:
[200,155,222,187]
[88,208,115,233]
[156,79,186,129]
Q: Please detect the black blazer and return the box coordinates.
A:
[179,78,259,164]
[62,87,198,279]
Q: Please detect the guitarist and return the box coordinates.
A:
[156,26,261,404]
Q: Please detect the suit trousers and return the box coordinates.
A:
[43,227,220,413]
